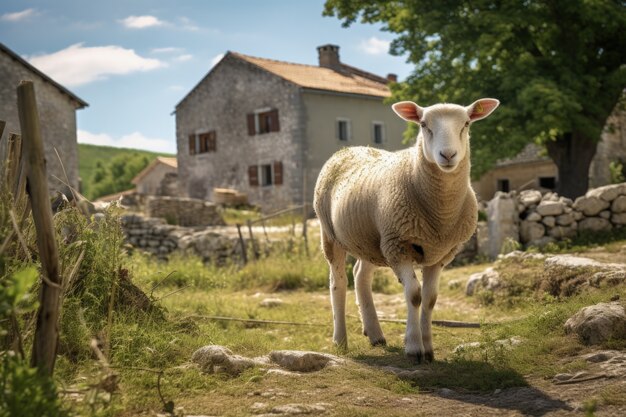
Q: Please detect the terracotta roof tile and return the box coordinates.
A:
[232,52,391,98]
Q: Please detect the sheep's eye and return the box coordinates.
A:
[464,121,470,127]
[420,122,427,128]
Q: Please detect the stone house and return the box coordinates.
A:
[0,42,88,192]
[473,103,626,201]
[131,156,178,196]
[174,44,407,211]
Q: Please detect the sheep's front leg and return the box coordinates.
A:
[421,264,442,363]
[354,259,386,346]
[323,238,348,348]
[392,262,424,362]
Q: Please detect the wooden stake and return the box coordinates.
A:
[18,80,62,376]
[236,224,247,265]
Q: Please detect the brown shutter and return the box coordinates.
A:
[248,165,259,186]
[209,131,216,152]
[247,114,256,135]
[199,133,207,153]
[273,161,283,185]
[188,134,196,155]
[270,109,280,132]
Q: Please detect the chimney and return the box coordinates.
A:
[317,44,342,72]
[386,73,398,83]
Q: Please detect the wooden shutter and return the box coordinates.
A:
[199,133,207,153]
[248,165,259,186]
[208,131,216,152]
[188,134,196,155]
[273,161,283,185]
[247,114,256,136]
[270,109,280,132]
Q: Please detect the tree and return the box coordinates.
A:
[90,153,151,199]
[324,0,626,198]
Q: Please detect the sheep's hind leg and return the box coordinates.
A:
[354,259,386,346]
[392,262,424,362]
[420,264,442,363]
[322,233,348,348]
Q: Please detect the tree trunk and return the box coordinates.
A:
[545,132,597,199]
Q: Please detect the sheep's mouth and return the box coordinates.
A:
[437,162,458,172]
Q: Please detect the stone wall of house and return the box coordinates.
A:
[486,182,626,256]
[145,196,225,227]
[175,53,306,212]
[121,214,238,264]
[0,48,82,192]
[589,105,626,188]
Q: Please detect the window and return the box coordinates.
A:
[189,131,216,155]
[497,179,510,192]
[539,176,556,189]
[247,109,280,135]
[372,122,384,144]
[248,161,284,187]
[337,118,351,141]
[198,131,216,153]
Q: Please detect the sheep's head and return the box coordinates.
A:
[392,99,499,173]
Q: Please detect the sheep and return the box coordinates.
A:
[313,98,499,362]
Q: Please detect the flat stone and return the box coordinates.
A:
[465,267,500,296]
[520,220,545,243]
[519,190,542,206]
[542,216,556,227]
[528,236,556,248]
[269,403,330,415]
[556,213,575,226]
[266,369,302,377]
[564,302,626,345]
[578,217,612,233]
[526,211,542,222]
[583,350,620,363]
[544,255,626,271]
[611,212,626,225]
[573,196,610,216]
[548,225,576,239]
[611,195,626,213]
[586,183,626,202]
[269,350,344,372]
[536,201,565,217]
[600,210,611,219]
[191,345,265,375]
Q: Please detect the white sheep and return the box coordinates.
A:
[313,99,499,362]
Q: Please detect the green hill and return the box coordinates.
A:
[78,143,174,200]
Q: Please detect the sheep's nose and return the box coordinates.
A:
[439,150,457,162]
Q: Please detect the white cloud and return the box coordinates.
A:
[78,130,175,154]
[178,16,200,31]
[174,54,193,62]
[359,36,391,55]
[120,15,165,29]
[210,53,225,68]
[152,47,182,54]
[168,85,184,92]
[1,8,36,21]
[28,43,166,87]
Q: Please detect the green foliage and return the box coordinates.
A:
[0,353,70,417]
[609,160,626,184]
[324,0,626,180]
[78,144,173,200]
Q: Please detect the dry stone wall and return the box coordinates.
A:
[121,214,238,264]
[487,182,626,254]
[145,196,225,227]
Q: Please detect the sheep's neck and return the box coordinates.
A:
[411,140,471,224]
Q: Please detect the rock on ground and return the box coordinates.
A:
[465,267,501,296]
[191,345,264,375]
[564,302,626,345]
[269,350,344,372]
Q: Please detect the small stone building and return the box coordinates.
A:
[131,156,178,196]
[474,103,626,201]
[0,42,88,192]
[174,44,407,211]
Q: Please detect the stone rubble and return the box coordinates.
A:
[564,302,626,345]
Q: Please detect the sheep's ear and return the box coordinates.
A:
[392,101,423,123]
[467,99,500,121]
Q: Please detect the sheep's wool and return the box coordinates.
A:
[314,141,477,268]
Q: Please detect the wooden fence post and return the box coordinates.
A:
[236,223,247,265]
[247,219,260,260]
[18,80,62,376]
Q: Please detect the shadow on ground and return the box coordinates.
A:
[353,347,572,416]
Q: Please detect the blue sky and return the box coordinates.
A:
[0,0,413,154]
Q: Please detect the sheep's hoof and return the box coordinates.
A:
[423,350,434,363]
[370,338,387,347]
[406,351,424,364]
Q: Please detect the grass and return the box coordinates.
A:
[4,198,626,415]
